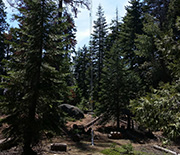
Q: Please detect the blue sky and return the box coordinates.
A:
[3,0,129,49]
[74,0,129,49]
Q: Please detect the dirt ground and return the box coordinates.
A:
[0,114,180,155]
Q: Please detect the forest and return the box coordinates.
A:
[0,0,180,155]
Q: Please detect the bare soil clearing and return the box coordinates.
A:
[0,114,180,155]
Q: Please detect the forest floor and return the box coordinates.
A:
[0,114,180,155]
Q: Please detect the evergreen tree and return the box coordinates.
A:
[119,0,143,70]
[98,36,141,130]
[156,15,180,80]
[98,41,126,129]
[167,0,180,39]
[73,45,91,107]
[143,0,170,29]
[115,0,144,128]
[96,8,141,129]
[97,10,122,129]
[0,0,7,92]
[90,4,108,103]
[58,0,90,18]
[0,0,71,154]
[130,3,180,141]
[135,14,171,88]
[106,8,121,52]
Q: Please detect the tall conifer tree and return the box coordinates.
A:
[73,46,91,107]
[0,0,7,89]
[119,0,143,70]
[91,4,108,103]
[143,0,170,29]
[1,0,70,154]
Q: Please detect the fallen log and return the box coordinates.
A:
[119,119,127,124]
[85,115,102,129]
[153,145,180,155]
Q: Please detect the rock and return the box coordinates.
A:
[50,143,67,152]
[59,104,84,119]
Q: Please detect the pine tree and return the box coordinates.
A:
[0,0,6,59]
[143,0,170,29]
[167,0,180,39]
[73,45,91,108]
[119,0,143,70]
[130,1,180,141]
[113,0,143,128]
[97,10,121,129]
[58,0,90,18]
[90,4,108,103]
[98,41,125,129]
[135,14,172,88]
[106,8,121,52]
[0,0,71,154]
[0,0,8,94]
[96,8,141,129]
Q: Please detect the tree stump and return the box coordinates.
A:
[50,143,67,152]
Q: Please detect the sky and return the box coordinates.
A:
[74,0,129,49]
[3,0,130,49]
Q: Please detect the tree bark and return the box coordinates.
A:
[127,114,131,130]
[116,102,120,130]
[59,0,63,19]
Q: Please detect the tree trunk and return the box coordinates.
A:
[116,102,120,130]
[132,120,134,130]
[23,143,37,155]
[23,0,44,153]
[23,99,37,155]
[59,0,63,19]
[127,114,131,130]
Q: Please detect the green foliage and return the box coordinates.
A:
[0,0,8,93]
[135,13,171,89]
[73,45,91,104]
[101,143,148,155]
[143,0,170,30]
[77,97,90,111]
[74,0,179,142]
[90,4,108,102]
[131,7,180,141]
[93,2,143,129]
[156,16,180,79]
[119,0,143,69]
[96,1,143,129]
[97,37,141,129]
[0,0,71,154]
[130,81,180,140]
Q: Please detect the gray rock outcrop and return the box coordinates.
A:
[59,104,84,119]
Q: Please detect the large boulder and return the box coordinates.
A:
[59,104,84,119]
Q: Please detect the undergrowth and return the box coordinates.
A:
[101,143,148,155]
